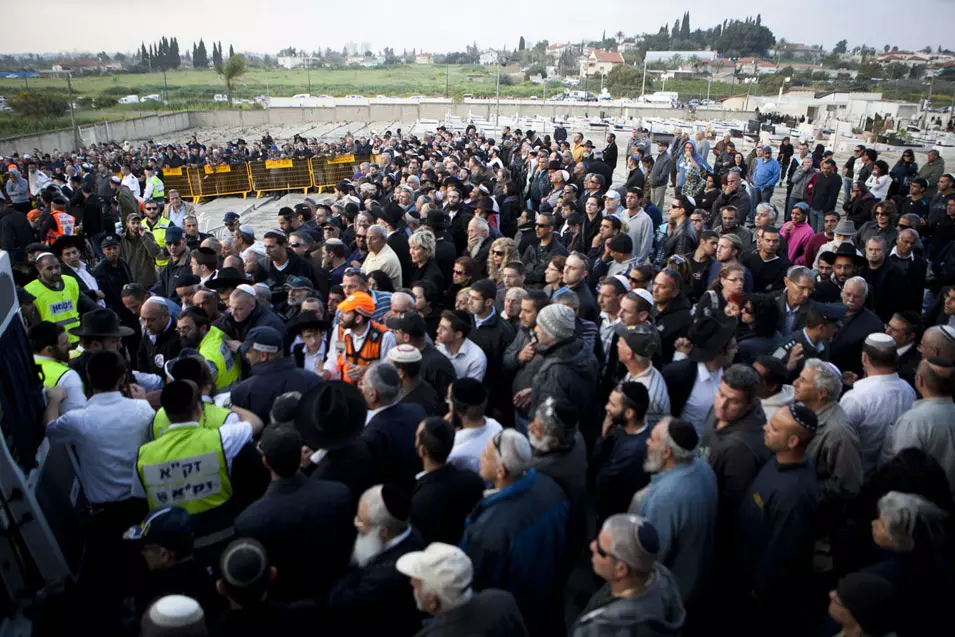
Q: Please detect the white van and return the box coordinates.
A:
[141,94,161,102]
[118,95,139,104]
[214,94,229,102]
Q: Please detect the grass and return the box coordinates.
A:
[0,65,946,138]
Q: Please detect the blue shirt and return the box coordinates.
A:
[634,458,718,602]
[751,157,781,189]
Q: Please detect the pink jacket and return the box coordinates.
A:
[781,221,815,265]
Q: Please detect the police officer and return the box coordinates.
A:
[773,303,846,381]
[29,321,86,413]
[143,166,165,204]
[143,199,172,268]
[133,379,262,540]
[25,252,99,344]
[175,307,241,393]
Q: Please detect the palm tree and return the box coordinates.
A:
[215,54,248,107]
[615,31,625,43]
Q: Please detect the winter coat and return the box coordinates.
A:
[230,357,321,424]
[529,338,599,423]
[120,231,161,289]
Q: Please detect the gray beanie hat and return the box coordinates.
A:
[536,304,575,341]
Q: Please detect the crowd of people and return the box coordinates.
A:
[1,121,954,637]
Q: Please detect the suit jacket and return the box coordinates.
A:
[898,346,922,390]
[361,402,427,486]
[307,439,378,505]
[774,293,813,338]
[387,230,413,290]
[326,528,426,637]
[446,208,474,254]
[662,358,700,420]
[234,473,355,602]
[471,236,493,279]
[410,464,485,546]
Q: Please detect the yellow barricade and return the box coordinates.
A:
[311,155,365,192]
[161,166,194,201]
[194,163,253,200]
[248,158,313,196]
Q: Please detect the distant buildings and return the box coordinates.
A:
[579,50,624,78]
[415,53,434,65]
[770,42,825,61]
[479,51,500,65]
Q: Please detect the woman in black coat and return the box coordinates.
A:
[407,230,446,292]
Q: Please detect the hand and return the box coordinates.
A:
[517,342,536,363]
[785,343,805,372]
[225,339,241,352]
[46,386,67,404]
[95,290,105,300]
[127,384,147,400]
[674,337,692,355]
[592,233,603,248]
[345,364,366,382]
[602,238,612,260]
[601,412,617,437]
[842,371,858,386]
[512,388,532,408]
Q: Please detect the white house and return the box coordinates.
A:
[579,50,624,78]
[277,56,306,70]
[415,53,434,65]
[480,51,500,65]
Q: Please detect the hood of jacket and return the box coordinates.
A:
[538,337,598,377]
[760,384,794,410]
[575,563,686,635]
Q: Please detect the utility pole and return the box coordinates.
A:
[922,74,936,128]
[640,58,647,98]
[495,63,501,130]
[162,67,169,104]
[446,63,449,98]
[306,56,311,95]
[66,72,80,151]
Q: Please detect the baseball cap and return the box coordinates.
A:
[614,323,661,358]
[223,211,240,222]
[100,234,121,247]
[604,191,621,200]
[124,506,195,554]
[240,326,282,357]
[164,226,185,244]
[396,543,473,594]
[816,303,847,322]
[385,312,427,338]
[284,276,314,291]
[338,291,376,317]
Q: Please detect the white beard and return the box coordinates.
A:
[643,445,665,474]
[528,430,546,451]
[351,529,386,568]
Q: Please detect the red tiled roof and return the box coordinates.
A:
[592,51,624,63]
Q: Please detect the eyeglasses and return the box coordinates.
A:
[289,242,305,248]
[897,224,911,230]
[593,537,617,561]
[535,223,552,228]
[492,249,505,255]
[144,207,158,211]
[453,269,467,275]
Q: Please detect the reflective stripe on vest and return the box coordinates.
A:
[136,424,232,514]
[198,326,240,390]
[147,217,171,267]
[26,277,81,343]
[337,321,386,384]
[148,175,165,200]
[151,402,231,441]
[45,211,76,244]
[35,356,70,388]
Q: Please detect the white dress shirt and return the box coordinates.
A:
[448,417,503,474]
[122,173,141,199]
[437,338,487,381]
[46,392,153,504]
[625,365,671,428]
[681,363,723,435]
[840,372,916,481]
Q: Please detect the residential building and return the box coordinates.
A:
[579,50,625,78]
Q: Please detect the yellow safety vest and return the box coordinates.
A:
[145,217,171,267]
[198,326,240,391]
[35,355,71,388]
[136,423,232,515]
[26,276,81,344]
[148,175,165,201]
[151,402,231,441]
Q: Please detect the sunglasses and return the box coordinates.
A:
[492,249,505,255]
[145,207,158,211]
[453,269,467,275]
[897,224,911,230]
[535,223,553,228]
[593,537,616,560]
[289,242,305,248]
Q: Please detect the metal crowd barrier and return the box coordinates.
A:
[164,156,368,203]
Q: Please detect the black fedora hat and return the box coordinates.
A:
[51,234,87,256]
[287,310,330,337]
[69,308,135,338]
[819,242,866,267]
[687,316,736,363]
[204,267,248,290]
[295,382,367,451]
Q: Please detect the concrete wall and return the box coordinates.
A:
[0,111,192,155]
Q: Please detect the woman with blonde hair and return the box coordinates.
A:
[488,237,520,284]
[694,262,746,320]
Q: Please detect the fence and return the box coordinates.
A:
[163,155,366,203]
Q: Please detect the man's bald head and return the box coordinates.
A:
[917,356,955,397]
[921,326,955,360]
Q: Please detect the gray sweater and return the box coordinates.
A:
[881,397,955,495]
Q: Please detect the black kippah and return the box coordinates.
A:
[667,418,699,452]
[381,484,410,522]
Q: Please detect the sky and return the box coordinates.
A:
[3,0,953,57]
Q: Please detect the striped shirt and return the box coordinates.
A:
[625,365,671,428]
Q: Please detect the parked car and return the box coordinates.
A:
[214,94,229,102]
[118,95,140,105]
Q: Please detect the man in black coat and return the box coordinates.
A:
[466,280,516,421]
[214,287,286,345]
[326,484,426,637]
[92,234,133,313]
[377,204,413,286]
[0,199,36,268]
[263,229,329,305]
[235,425,355,604]
[424,210,457,287]
[295,383,379,505]
[360,363,428,486]
[137,297,181,376]
[651,271,693,364]
[889,228,927,314]
[829,277,884,376]
[603,134,619,171]
[409,417,485,546]
[860,235,907,323]
[521,212,569,288]
[443,185,473,255]
[150,226,193,303]
[231,327,321,424]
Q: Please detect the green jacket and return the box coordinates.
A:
[121,230,161,289]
